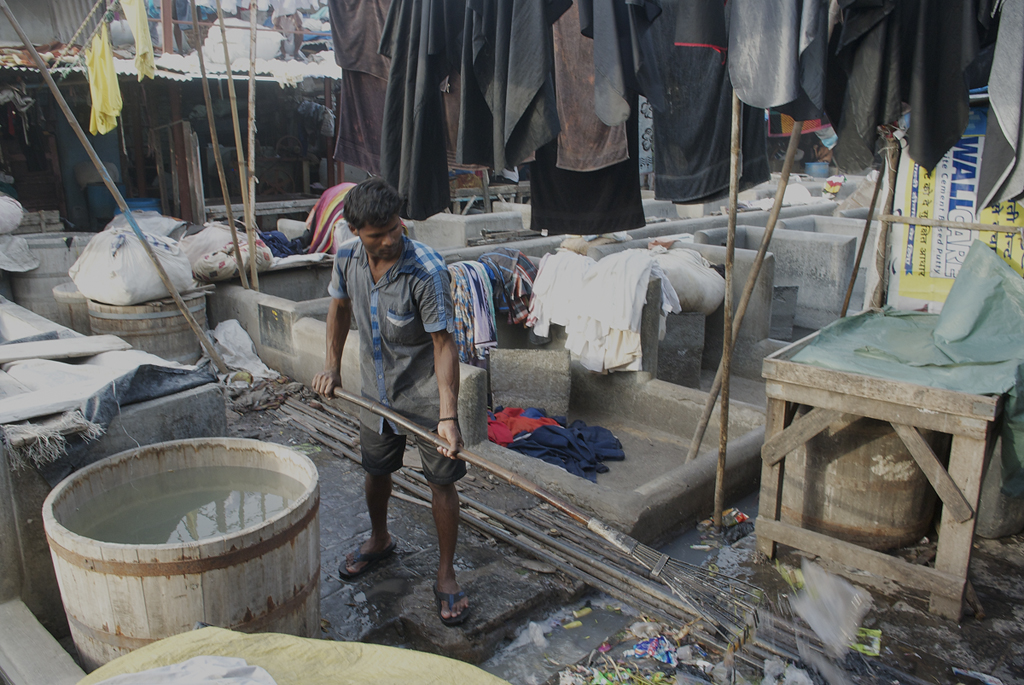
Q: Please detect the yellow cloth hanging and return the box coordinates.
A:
[120,0,156,80]
[86,23,122,136]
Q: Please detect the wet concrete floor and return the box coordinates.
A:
[224,389,1024,685]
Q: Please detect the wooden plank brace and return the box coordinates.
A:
[761,407,846,467]
[890,422,973,523]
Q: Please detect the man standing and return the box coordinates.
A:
[312,178,469,626]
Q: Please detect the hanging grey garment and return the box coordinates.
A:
[379,0,465,220]
[826,0,980,172]
[457,0,571,171]
[728,0,828,120]
[978,0,1024,208]
[328,0,391,78]
[552,3,629,171]
[651,0,769,204]
[577,0,666,127]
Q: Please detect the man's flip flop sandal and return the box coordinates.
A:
[433,583,470,626]
[338,540,397,581]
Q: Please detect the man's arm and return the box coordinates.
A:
[431,328,463,459]
[312,297,352,398]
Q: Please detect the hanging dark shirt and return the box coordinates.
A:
[826,0,981,172]
[379,0,465,220]
[651,0,769,204]
[577,0,665,127]
[328,0,391,79]
[728,0,828,121]
[530,93,645,235]
[457,0,571,172]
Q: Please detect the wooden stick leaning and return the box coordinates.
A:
[246,4,259,289]
[869,144,900,309]
[215,0,258,291]
[715,92,742,529]
[840,162,885,317]
[189,0,249,290]
[684,121,804,464]
[0,2,228,375]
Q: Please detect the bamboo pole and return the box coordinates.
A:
[877,213,1024,233]
[246,3,259,290]
[190,0,249,289]
[215,0,258,291]
[840,165,885,317]
[714,92,742,530]
[0,1,228,375]
[869,143,900,309]
[685,121,804,464]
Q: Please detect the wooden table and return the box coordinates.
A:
[756,331,1002,621]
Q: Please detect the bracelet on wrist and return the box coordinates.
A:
[438,416,458,423]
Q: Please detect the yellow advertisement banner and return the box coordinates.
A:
[893,108,1024,306]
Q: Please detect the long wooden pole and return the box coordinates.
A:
[189,0,249,289]
[0,1,228,375]
[869,143,900,309]
[685,121,804,464]
[840,165,885,317]
[246,3,259,290]
[714,92,742,530]
[215,0,258,290]
[878,213,1024,233]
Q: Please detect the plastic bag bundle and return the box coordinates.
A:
[193,237,273,282]
[649,244,725,315]
[0,195,23,234]
[69,229,193,306]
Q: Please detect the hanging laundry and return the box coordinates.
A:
[328,0,391,175]
[379,0,464,220]
[87,23,122,136]
[551,5,627,172]
[448,261,497,364]
[577,0,665,128]
[477,247,537,324]
[728,0,828,120]
[121,0,156,80]
[530,96,645,235]
[825,0,985,172]
[457,0,571,173]
[329,0,391,78]
[978,0,1024,208]
[650,0,769,204]
[306,182,356,254]
[335,71,387,175]
[527,249,680,373]
[507,420,624,482]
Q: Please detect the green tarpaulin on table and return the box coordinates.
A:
[791,240,1024,498]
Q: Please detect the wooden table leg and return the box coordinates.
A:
[756,397,789,558]
[929,434,986,620]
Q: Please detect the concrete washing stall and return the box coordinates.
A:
[206,254,766,546]
[693,225,857,331]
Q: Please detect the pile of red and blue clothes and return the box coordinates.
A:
[487,407,623,482]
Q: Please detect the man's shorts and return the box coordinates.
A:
[359,420,466,485]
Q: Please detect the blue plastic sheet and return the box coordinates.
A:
[792,241,1024,497]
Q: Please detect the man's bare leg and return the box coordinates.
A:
[344,473,393,575]
[430,481,468,620]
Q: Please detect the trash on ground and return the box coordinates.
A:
[789,560,872,658]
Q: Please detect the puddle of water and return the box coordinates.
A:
[481,598,636,685]
[363,578,411,601]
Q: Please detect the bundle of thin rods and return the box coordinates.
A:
[274,396,931,682]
